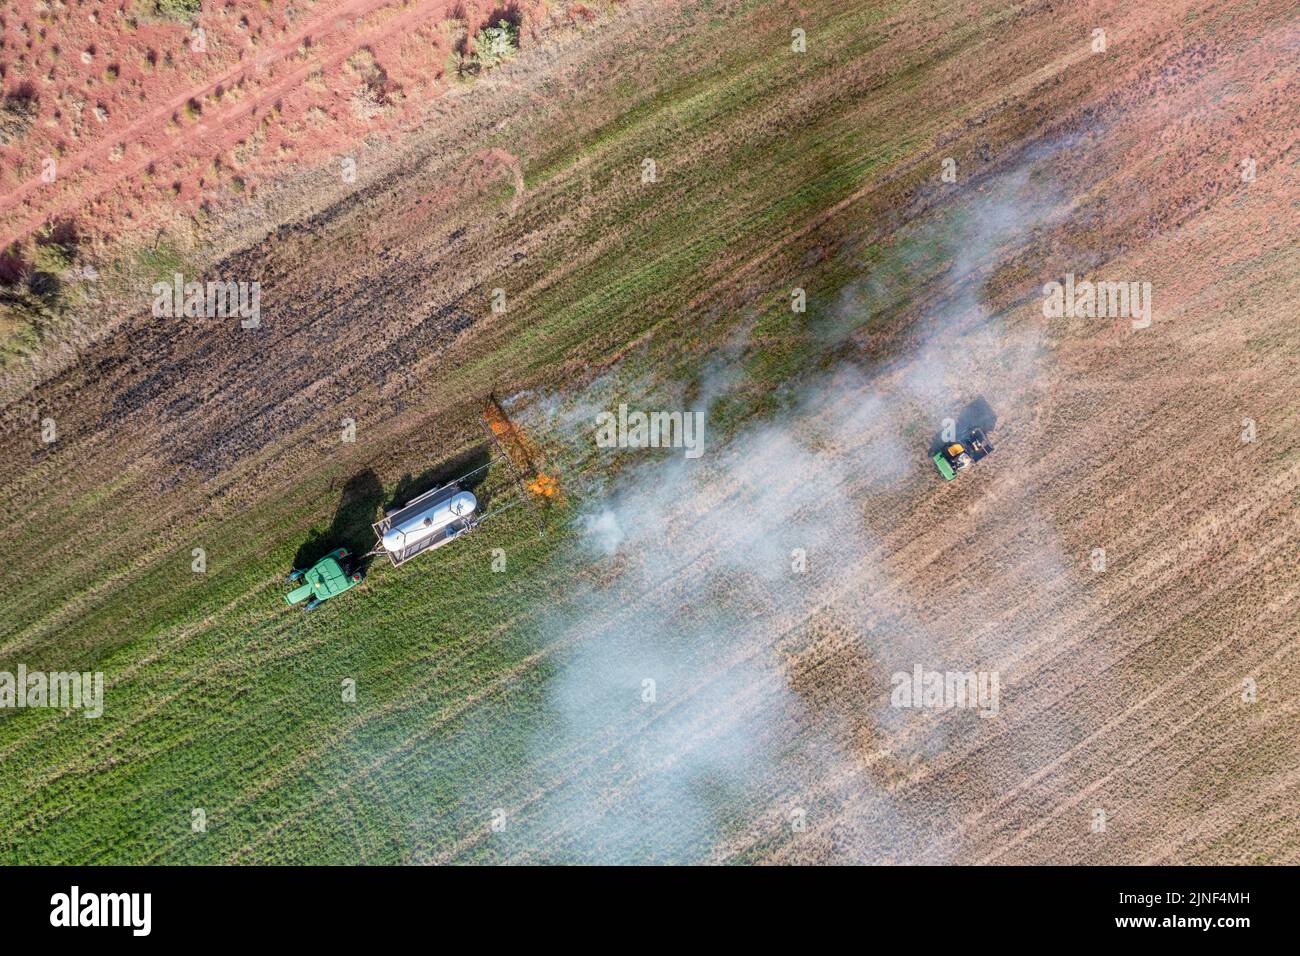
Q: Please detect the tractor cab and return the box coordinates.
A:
[285,548,364,611]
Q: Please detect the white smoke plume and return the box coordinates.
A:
[497,139,1096,862]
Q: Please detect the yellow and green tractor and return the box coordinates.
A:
[932,426,994,480]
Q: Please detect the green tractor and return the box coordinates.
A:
[932,427,994,480]
[285,548,364,611]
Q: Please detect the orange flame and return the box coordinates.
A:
[526,473,559,498]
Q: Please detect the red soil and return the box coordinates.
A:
[0,0,549,254]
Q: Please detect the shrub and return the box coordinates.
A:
[0,88,38,146]
[467,20,519,73]
[155,0,202,21]
[0,228,81,341]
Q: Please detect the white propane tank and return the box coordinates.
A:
[382,490,477,553]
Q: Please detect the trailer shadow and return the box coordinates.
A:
[292,468,385,573]
[384,444,495,515]
[927,395,998,456]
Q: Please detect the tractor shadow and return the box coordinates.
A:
[927,396,998,456]
[384,444,495,515]
[293,468,385,573]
